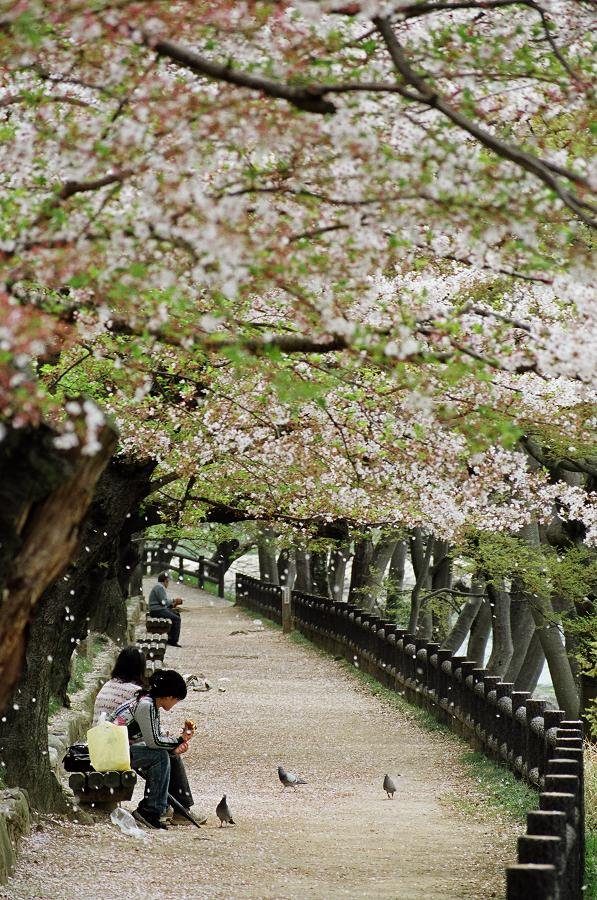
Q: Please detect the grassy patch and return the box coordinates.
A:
[235,602,282,631]
[458,750,536,824]
[186,574,236,603]
[342,660,452,734]
[48,635,108,721]
[586,830,597,898]
[67,635,107,694]
[585,741,597,897]
[47,696,62,718]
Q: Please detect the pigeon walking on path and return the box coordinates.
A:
[216,794,235,827]
[278,765,308,791]
[383,774,401,798]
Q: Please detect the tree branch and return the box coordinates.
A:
[147,36,337,114]
[373,17,595,227]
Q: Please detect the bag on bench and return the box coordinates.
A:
[63,742,93,773]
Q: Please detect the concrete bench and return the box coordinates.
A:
[68,770,137,805]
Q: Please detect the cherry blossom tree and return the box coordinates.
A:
[0,0,595,759]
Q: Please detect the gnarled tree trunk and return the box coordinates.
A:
[360,535,399,611]
[0,422,117,717]
[408,530,434,634]
[386,539,407,609]
[277,548,296,587]
[0,455,156,811]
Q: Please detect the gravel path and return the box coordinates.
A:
[2,585,515,899]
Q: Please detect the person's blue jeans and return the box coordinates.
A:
[149,607,181,644]
[169,754,193,809]
[130,744,171,816]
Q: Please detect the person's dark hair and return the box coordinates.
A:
[157,571,170,583]
[111,646,146,683]
[148,669,187,700]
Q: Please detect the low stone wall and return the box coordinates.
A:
[47,595,145,776]
[0,789,29,883]
[0,593,145,882]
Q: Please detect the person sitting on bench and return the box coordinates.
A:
[148,571,183,648]
[92,645,146,726]
[109,668,201,828]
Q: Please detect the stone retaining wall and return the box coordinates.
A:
[0,594,145,882]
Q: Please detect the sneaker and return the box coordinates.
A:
[171,810,207,826]
[133,807,168,830]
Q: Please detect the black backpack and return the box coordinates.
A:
[62,742,93,773]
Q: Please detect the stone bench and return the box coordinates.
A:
[145,616,171,635]
[68,770,137,805]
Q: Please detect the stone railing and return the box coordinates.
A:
[236,573,586,900]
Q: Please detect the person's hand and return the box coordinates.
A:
[173,741,188,755]
[172,597,183,607]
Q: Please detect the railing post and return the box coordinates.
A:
[506,864,557,899]
[198,555,205,589]
[281,584,293,634]
[218,562,225,598]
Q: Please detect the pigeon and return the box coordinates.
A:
[216,794,235,827]
[278,765,308,790]
[383,774,401,798]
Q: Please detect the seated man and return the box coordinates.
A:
[148,571,183,647]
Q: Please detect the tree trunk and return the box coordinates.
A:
[294,549,313,593]
[148,538,176,574]
[485,578,514,676]
[442,581,485,653]
[408,531,434,634]
[257,528,278,584]
[431,540,453,592]
[211,538,253,574]
[467,597,492,665]
[514,631,545,694]
[506,522,542,682]
[348,537,373,604]
[0,422,117,717]
[277,549,296,588]
[360,536,399,611]
[0,455,156,811]
[311,550,330,598]
[504,594,536,683]
[529,595,580,717]
[386,539,408,608]
[327,544,351,601]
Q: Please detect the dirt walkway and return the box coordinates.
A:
[3,585,514,899]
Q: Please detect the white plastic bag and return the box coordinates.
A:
[110,807,148,841]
